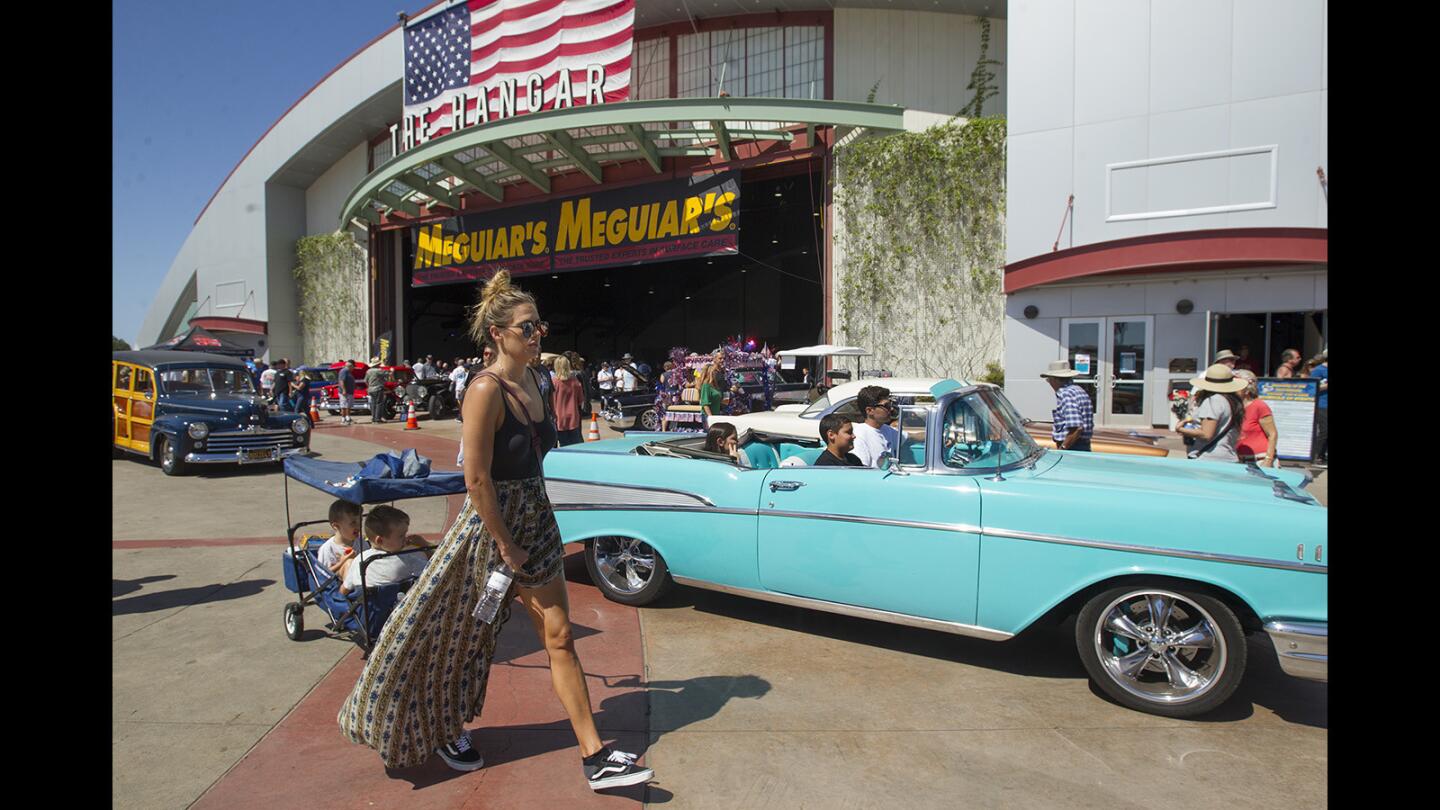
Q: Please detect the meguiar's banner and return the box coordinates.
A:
[409,171,740,287]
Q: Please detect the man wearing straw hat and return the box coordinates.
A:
[364,358,389,423]
[1212,349,1238,369]
[1175,363,1248,462]
[1041,360,1094,452]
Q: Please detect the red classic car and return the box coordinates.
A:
[319,362,407,419]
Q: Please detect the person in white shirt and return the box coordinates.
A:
[616,355,637,392]
[450,358,469,402]
[316,500,369,582]
[260,366,277,407]
[340,505,435,595]
[849,385,901,468]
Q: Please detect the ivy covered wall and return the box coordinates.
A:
[294,232,369,364]
[831,117,1007,381]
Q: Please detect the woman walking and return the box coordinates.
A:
[1175,363,1246,462]
[552,355,586,446]
[338,270,654,790]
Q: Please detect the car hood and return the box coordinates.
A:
[162,395,285,422]
[1033,451,1317,506]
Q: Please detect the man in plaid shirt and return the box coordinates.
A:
[1041,360,1093,451]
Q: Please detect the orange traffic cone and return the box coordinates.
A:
[586,411,601,442]
[309,400,323,424]
[403,400,420,430]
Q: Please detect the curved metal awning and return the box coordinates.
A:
[339,97,907,228]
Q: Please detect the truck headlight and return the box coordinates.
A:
[187,423,210,440]
[292,418,310,435]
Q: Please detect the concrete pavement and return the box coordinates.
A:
[114,412,1325,808]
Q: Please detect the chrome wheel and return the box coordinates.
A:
[158,436,185,476]
[593,536,657,595]
[1093,589,1226,705]
[639,408,660,431]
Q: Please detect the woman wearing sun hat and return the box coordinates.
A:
[1176,363,1247,462]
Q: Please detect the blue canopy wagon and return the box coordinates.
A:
[280,451,465,653]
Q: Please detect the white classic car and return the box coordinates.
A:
[719,378,1169,457]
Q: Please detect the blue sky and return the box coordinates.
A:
[112,1,432,346]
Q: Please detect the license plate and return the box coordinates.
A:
[244,448,275,461]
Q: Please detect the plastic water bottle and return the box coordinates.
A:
[473,565,514,625]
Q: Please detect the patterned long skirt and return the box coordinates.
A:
[337,476,565,769]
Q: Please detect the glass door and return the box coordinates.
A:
[1107,317,1153,427]
[1061,316,1153,427]
[1060,319,1103,415]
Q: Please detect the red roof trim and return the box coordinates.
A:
[192,1,449,225]
[188,316,269,336]
[1004,228,1328,293]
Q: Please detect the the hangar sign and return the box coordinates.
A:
[395,0,635,155]
[409,171,740,286]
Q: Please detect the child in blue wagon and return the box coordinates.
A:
[339,505,435,596]
[316,500,367,583]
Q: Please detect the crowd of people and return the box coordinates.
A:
[1044,347,1329,469]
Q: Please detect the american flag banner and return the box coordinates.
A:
[401,0,634,149]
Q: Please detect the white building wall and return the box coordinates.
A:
[306,143,370,237]
[1005,0,1328,264]
[834,9,1007,117]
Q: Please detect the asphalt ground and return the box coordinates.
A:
[113,409,1326,808]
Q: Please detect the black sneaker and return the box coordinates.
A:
[436,733,484,771]
[583,746,652,790]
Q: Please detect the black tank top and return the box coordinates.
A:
[483,369,557,481]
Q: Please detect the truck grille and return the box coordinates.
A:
[205,429,304,452]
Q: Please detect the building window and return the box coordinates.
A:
[669,25,826,99]
[632,37,670,100]
[371,137,394,172]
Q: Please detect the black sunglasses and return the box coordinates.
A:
[505,319,549,339]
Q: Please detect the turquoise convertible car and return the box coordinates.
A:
[542,380,1327,718]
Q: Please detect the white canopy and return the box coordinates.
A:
[775,344,871,358]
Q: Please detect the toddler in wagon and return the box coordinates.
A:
[339,505,436,596]
[316,500,367,583]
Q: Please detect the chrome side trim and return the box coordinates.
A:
[671,576,1014,641]
[545,478,716,507]
[983,526,1329,575]
[1263,621,1328,682]
[553,504,757,517]
[759,508,981,535]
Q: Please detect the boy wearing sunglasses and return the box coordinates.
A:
[850,385,901,468]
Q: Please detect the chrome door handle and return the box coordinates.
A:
[769,480,805,492]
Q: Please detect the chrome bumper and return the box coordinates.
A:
[322,398,370,412]
[184,446,310,465]
[1264,620,1328,682]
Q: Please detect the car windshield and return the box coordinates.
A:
[940,388,1042,469]
[800,394,830,417]
[390,369,413,384]
[310,369,339,383]
[159,367,257,396]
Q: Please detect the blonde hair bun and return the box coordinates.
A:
[480,269,514,306]
[468,269,536,349]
